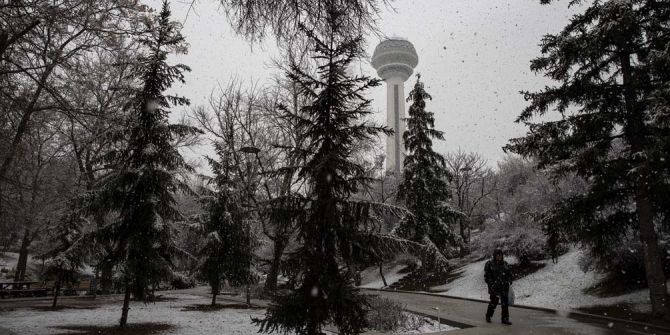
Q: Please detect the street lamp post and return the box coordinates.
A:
[432,307,441,331]
[240,145,260,306]
[245,218,251,306]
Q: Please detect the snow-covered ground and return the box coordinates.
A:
[431,255,517,300]
[433,250,653,312]
[0,292,453,334]
[360,264,410,289]
[0,252,43,280]
[0,294,266,335]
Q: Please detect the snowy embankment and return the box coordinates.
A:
[359,264,410,289]
[433,250,653,312]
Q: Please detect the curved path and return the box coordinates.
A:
[363,288,669,335]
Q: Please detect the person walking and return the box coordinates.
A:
[484,248,513,325]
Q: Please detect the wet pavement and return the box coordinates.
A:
[364,289,669,335]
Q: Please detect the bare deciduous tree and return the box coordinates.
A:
[444,149,496,248]
[0,0,146,218]
[191,76,308,295]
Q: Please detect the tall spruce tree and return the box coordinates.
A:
[397,75,458,258]
[92,0,199,327]
[253,7,393,334]
[198,142,253,306]
[506,0,670,318]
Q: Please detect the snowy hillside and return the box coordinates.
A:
[359,264,411,289]
[363,250,656,313]
[438,250,654,311]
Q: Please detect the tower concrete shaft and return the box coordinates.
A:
[371,38,418,174]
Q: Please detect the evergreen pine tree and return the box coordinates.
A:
[198,142,254,306]
[92,0,199,327]
[39,199,87,308]
[253,7,394,334]
[397,75,458,259]
[506,0,670,318]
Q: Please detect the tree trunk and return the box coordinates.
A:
[620,49,669,319]
[379,263,387,287]
[263,162,296,295]
[246,284,251,306]
[99,261,113,293]
[264,237,286,294]
[14,228,31,282]
[458,218,470,257]
[211,285,218,306]
[119,280,131,327]
[52,277,61,308]
[92,270,98,300]
[459,218,466,242]
[636,187,669,319]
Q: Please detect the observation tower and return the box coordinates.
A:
[371,38,418,174]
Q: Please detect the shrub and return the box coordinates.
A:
[395,253,420,271]
[404,313,427,332]
[579,229,670,295]
[365,296,438,332]
[248,283,267,299]
[366,296,407,332]
[474,222,559,265]
[170,272,196,289]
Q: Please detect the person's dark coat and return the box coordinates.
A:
[484,251,512,295]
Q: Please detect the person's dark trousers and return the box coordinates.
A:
[486,292,510,321]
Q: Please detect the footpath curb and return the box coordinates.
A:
[361,287,670,333]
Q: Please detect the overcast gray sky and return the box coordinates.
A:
[150,0,586,167]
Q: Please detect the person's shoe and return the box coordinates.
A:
[502,319,512,325]
[486,316,491,323]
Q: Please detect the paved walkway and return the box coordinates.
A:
[198,286,668,335]
[365,289,669,335]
